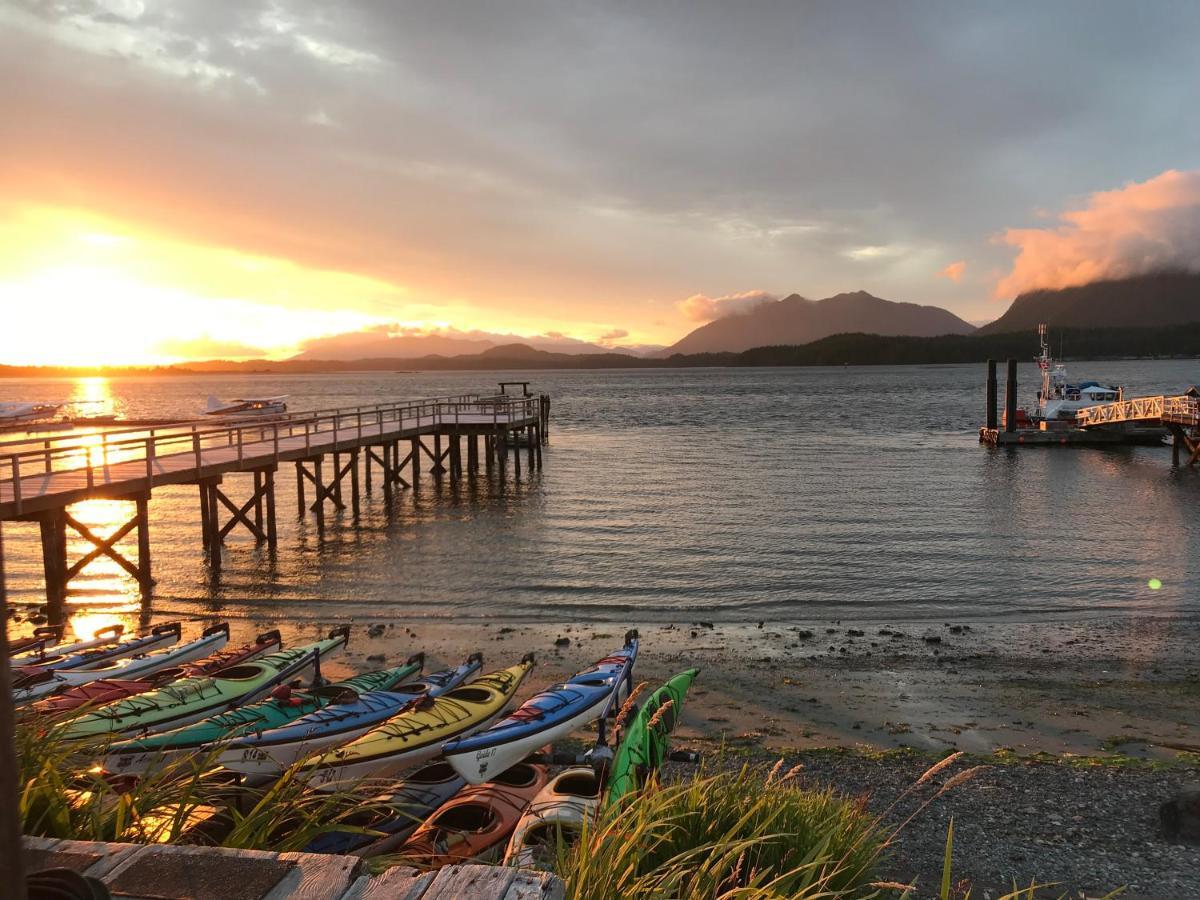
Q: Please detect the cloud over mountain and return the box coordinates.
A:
[996,169,1200,298]
[677,290,776,323]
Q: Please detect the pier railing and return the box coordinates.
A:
[1074,395,1200,429]
[0,394,542,514]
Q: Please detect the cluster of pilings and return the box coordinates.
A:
[982,358,1019,434]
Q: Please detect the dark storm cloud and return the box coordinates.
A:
[3,0,1199,327]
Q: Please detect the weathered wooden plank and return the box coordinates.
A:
[502,870,567,900]
[340,866,434,900]
[420,864,517,899]
[264,850,362,900]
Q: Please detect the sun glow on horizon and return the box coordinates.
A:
[0,205,664,366]
[0,206,406,366]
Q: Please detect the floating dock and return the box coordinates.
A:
[978,358,1200,463]
[0,389,551,611]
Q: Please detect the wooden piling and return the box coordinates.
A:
[433,433,444,478]
[253,470,264,536]
[264,468,278,551]
[136,494,152,599]
[312,457,325,533]
[295,463,306,518]
[468,434,479,472]
[985,359,998,431]
[1004,359,1018,433]
[410,438,421,490]
[39,508,67,615]
[350,449,361,519]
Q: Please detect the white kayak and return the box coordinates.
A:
[12,624,230,706]
[504,767,602,869]
[10,624,126,667]
[442,637,637,784]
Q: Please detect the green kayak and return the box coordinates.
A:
[57,627,351,743]
[605,667,699,807]
[101,656,423,776]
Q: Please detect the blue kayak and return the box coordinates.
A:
[303,761,467,857]
[218,652,484,776]
[443,636,638,784]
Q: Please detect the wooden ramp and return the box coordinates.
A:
[23,835,564,900]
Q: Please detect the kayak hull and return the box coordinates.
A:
[393,763,548,871]
[606,667,699,807]
[57,629,349,742]
[504,767,601,869]
[304,761,467,857]
[301,660,531,791]
[33,629,281,717]
[444,685,611,784]
[220,656,476,777]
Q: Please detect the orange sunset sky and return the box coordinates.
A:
[2,2,1198,366]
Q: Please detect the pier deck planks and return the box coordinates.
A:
[0,410,537,519]
[22,836,564,899]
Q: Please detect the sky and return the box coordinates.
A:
[2,1,1199,365]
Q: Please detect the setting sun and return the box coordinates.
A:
[0,206,404,366]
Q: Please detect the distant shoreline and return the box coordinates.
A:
[2,324,1198,377]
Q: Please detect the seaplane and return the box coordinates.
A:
[0,402,63,425]
[204,395,289,418]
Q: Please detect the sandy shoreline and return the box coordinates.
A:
[195,612,1200,762]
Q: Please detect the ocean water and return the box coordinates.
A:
[2,361,1199,634]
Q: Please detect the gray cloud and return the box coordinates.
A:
[3,0,1200,329]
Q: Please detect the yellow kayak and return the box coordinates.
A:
[301,654,534,790]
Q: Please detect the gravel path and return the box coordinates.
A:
[683,750,1200,899]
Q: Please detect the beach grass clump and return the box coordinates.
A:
[13,719,382,850]
[554,763,885,899]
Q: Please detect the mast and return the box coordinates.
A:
[1037,323,1051,417]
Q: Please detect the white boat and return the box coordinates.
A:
[1034,324,1123,422]
[0,401,62,425]
[205,395,288,418]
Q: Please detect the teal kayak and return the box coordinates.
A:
[101,655,423,776]
[605,668,699,807]
[58,627,351,742]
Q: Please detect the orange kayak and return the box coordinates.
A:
[393,762,548,870]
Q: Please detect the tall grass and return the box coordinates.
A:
[13,718,383,850]
[555,764,885,899]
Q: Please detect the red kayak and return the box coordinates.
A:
[32,627,282,716]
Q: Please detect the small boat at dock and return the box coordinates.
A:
[205,395,288,418]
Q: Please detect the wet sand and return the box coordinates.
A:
[257,613,1200,764]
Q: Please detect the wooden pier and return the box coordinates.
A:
[0,390,550,609]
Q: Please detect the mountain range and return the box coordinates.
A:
[663,291,976,355]
[978,271,1200,334]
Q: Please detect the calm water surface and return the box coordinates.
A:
[2,362,1199,633]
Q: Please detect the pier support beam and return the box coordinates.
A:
[201,469,278,551]
[39,496,155,607]
[1168,425,1200,467]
